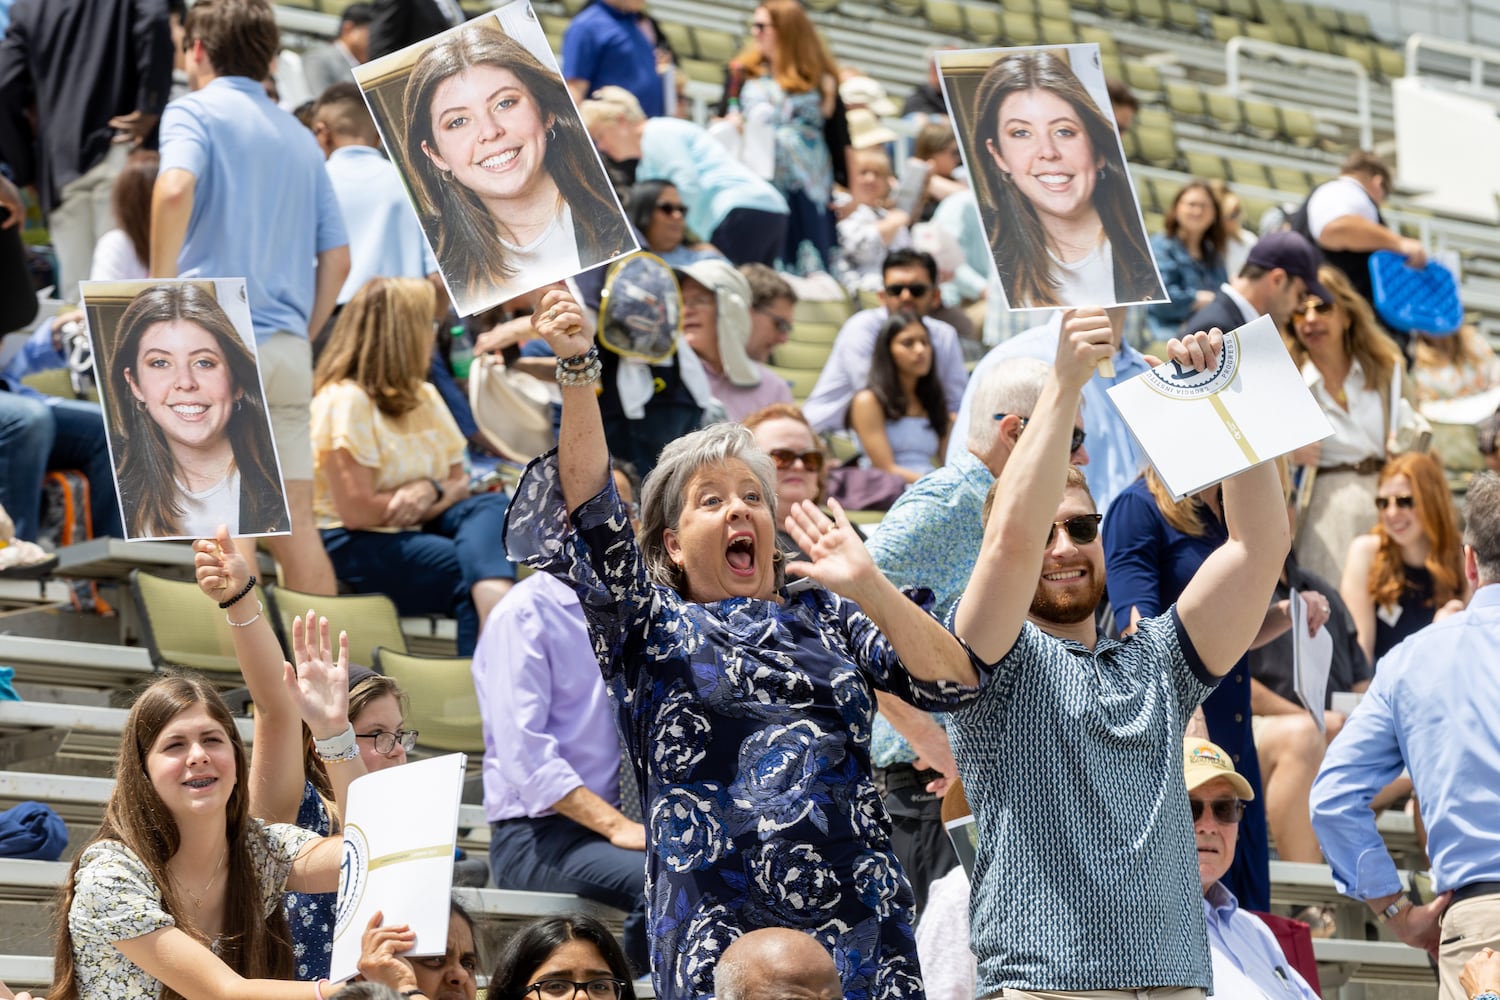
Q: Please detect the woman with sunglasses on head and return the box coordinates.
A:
[847,309,953,486]
[744,403,866,565]
[482,914,633,1000]
[1339,452,1468,666]
[1283,264,1410,586]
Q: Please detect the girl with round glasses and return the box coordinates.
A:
[1340,451,1468,665]
[486,915,634,1000]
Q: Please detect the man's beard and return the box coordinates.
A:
[1029,566,1106,625]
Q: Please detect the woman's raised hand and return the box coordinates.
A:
[284,611,350,741]
[193,525,249,604]
[533,285,592,360]
[356,911,420,993]
[784,498,880,604]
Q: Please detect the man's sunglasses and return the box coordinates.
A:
[884,282,931,298]
[1375,494,1415,511]
[997,413,1087,455]
[755,307,793,336]
[1191,797,1245,825]
[1046,513,1102,547]
[767,448,825,472]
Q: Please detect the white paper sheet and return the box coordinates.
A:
[1290,589,1333,733]
[1105,314,1334,499]
[330,753,467,982]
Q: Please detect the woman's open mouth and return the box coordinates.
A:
[726,533,757,577]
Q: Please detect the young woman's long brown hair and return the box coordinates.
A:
[50,675,294,1000]
[314,277,435,418]
[1366,452,1464,610]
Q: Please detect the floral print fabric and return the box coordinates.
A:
[504,450,987,1000]
[285,780,335,980]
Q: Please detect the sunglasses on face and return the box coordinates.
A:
[884,282,931,298]
[767,448,825,472]
[655,202,686,217]
[1375,494,1415,511]
[1191,797,1245,825]
[997,414,1087,455]
[755,307,793,335]
[1292,299,1336,325]
[1045,513,1102,546]
[751,20,771,31]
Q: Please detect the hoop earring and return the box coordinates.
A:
[235,399,243,413]
[547,126,557,141]
[134,397,147,411]
[1097,166,1107,182]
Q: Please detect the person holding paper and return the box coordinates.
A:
[508,287,989,1000]
[1339,452,1468,666]
[947,307,1290,997]
[400,18,633,315]
[968,49,1160,310]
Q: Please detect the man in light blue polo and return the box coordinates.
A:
[950,308,1290,997]
[151,0,348,593]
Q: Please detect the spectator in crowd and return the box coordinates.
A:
[1105,76,1138,132]
[484,915,636,1000]
[1312,472,1500,995]
[865,357,1086,914]
[102,282,287,539]
[847,309,951,485]
[473,464,649,975]
[152,0,349,593]
[949,312,1289,996]
[926,189,990,333]
[1184,230,1325,341]
[623,180,721,267]
[1209,180,1258,278]
[0,0,173,299]
[299,3,371,97]
[899,48,950,121]
[309,82,443,323]
[676,258,793,422]
[1340,451,1467,666]
[582,86,790,267]
[970,49,1160,312]
[912,120,966,214]
[714,928,843,1000]
[949,306,1146,514]
[742,404,831,563]
[1411,325,1500,404]
[312,277,516,656]
[1148,180,1228,341]
[739,263,797,367]
[400,19,633,317]
[89,150,158,281]
[358,900,481,1000]
[368,0,462,61]
[1186,738,1321,998]
[836,148,915,296]
[562,0,663,117]
[1293,150,1422,334]
[733,0,840,274]
[511,287,987,1000]
[1481,411,1500,475]
[1283,264,1407,585]
[804,249,968,434]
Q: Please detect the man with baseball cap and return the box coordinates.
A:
[1186,737,1320,999]
[675,258,793,422]
[1185,230,1330,338]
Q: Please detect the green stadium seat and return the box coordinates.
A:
[1146,176,1178,213]
[1070,0,1104,13]
[771,342,834,370]
[1377,46,1405,79]
[924,0,966,34]
[1038,16,1075,43]
[1000,0,1036,11]
[680,58,725,85]
[1124,60,1162,95]
[1142,210,1165,234]
[278,0,318,8]
[1133,0,1166,26]
[1135,105,1174,130]
[1343,10,1373,38]
[1038,0,1073,20]
[1242,98,1282,138]
[658,20,695,59]
[1101,52,1124,81]
[1134,174,1158,214]
[1244,20,1276,42]
[1205,92,1244,132]
[1164,80,1208,121]
[1268,165,1312,196]
[1226,158,1268,187]
[1281,107,1317,145]
[1297,23,1333,53]
[804,0,841,11]
[1184,149,1228,180]
[964,4,1003,40]
[1166,0,1201,32]
[793,298,853,326]
[1102,0,1132,20]
[692,27,740,64]
[1312,5,1341,29]
[1134,125,1178,168]
[561,0,589,14]
[1120,129,1140,161]
[1000,11,1040,44]
[540,12,572,38]
[1224,0,1258,20]
[1271,21,1299,47]
[1076,24,1117,52]
[1336,37,1377,73]
[1240,193,1280,227]
[789,322,843,346]
[1210,15,1244,44]
[1195,0,1230,13]
[767,366,820,403]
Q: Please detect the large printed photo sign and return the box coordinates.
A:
[353,1,639,317]
[937,44,1167,313]
[79,278,291,541]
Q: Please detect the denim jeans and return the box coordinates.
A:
[0,393,120,540]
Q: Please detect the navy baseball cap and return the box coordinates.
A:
[1246,231,1330,303]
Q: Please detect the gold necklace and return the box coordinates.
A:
[173,846,227,910]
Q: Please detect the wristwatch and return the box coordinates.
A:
[1375,897,1412,923]
[427,478,445,504]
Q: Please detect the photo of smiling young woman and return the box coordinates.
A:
[354,7,636,317]
[937,44,1166,312]
[82,279,289,541]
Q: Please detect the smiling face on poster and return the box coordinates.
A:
[937,44,1166,313]
[80,278,290,541]
[353,3,638,317]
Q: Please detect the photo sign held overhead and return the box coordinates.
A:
[353,0,638,317]
[936,44,1167,314]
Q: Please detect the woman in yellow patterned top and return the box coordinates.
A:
[312,277,516,655]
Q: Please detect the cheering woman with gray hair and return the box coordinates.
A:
[503,287,989,1000]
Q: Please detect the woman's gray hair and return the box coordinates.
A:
[639,422,784,593]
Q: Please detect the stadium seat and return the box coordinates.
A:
[1000,11,1040,45]
[1165,0,1200,33]
[1268,165,1313,196]
[1335,37,1378,74]
[692,27,740,64]
[1037,0,1072,21]
[1343,10,1373,38]
[804,0,841,11]
[1124,60,1163,96]
[1164,80,1208,121]
[1227,158,1269,186]
[658,20,695,59]
[1134,125,1179,168]
[1184,150,1228,181]
[1224,0,1258,20]
[266,586,408,667]
[681,58,726,85]
[1133,0,1165,27]
[1281,107,1318,146]
[964,4,1002,41]
[1038,16,1075,44]
[1210,14,1244,44]
[923,0,966,35]
[1297,23,1333,53]
[1242,98,1282,138]
[1271,21,1299,48]
[561,0,588,14]
[1134,175,1158,214]
[793,298,853,327]
[772,341,835,370]
[1000,0,1036,13]
[371,648,482,753]
[1102,0,1132,20]
[766,366,821,403]
[1205,92,1245,133]
[1244,20,1275,43]
[1076,24,1118,52]
[1377,46,1405,79]
[132,569,270,680]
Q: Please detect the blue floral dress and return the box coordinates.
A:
[284,781,335,980]
[504,452,987,1000]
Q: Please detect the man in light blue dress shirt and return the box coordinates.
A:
[1311,472,1500,999]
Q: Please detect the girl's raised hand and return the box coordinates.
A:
[284,611,350,741]
[192,524,250,604]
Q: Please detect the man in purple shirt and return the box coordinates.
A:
[473,465,647,973]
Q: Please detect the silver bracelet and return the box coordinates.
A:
[225,599,263,628]
[314,724,359,763]
[556,349,603,387]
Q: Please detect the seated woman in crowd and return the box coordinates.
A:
[743,403,834,561]
[624,180,722,268]
[1208,179,1257,278]
[1340,451,1468,666]
[90,150,157,281]
[483,914,635,1000]
[509,288,986,1000]
[836,148,915,296]
[1410,324,1500,404]
[848,309,952,484]
[1148,180,1227,341]
[312,277,516,656]
[357,900,482,1000]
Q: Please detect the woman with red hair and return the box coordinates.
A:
[1339,451,1468,665]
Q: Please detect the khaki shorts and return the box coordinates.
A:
[257,331,313,481]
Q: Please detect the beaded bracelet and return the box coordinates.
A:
[219,574,257,609]
[225,600,263,629]
[315,724,360,764]
[557,347,603,387]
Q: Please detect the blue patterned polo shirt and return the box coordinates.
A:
[950,607,1218,994]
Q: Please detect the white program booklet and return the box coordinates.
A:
[330,753,467,982]
[1106,314,1333,499]
[1290,588,1333,733]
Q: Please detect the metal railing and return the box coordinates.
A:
[1404,32,1500,89]
[1225,35,1373,151]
